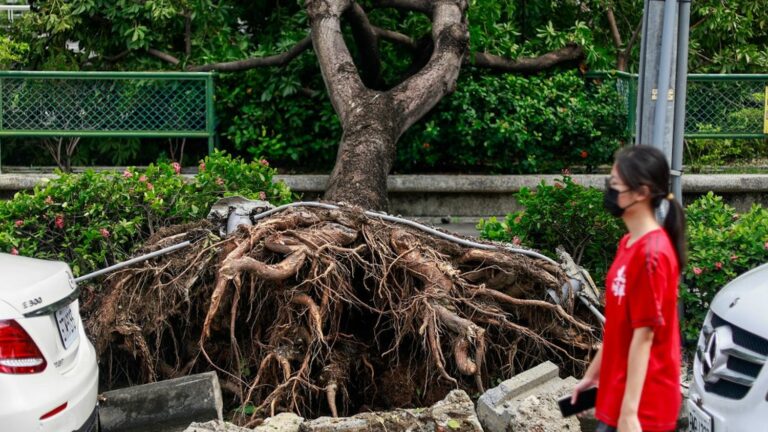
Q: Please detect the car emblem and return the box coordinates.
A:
[702,326,733,384]
[729,297,740,308]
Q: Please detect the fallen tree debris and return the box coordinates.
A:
[83,204,600,424]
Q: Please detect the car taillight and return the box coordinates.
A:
[0,319,47,374]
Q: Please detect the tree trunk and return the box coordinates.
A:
[325,97,399,210]
[312,0,468,211]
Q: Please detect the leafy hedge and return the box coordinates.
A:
[682,193,768,339]
[0,151,294,276]
[479,179,768,341]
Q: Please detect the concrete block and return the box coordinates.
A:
[100,372,223,432]
[476,361,580,432]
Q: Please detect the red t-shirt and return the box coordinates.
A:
[595,229,681,431]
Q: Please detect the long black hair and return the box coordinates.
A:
[615,145,687,266]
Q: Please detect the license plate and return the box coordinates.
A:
[687,399,714,432]
[55,304,79,350]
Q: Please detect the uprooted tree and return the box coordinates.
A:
[18,0,600,422]
[86,206,600,424]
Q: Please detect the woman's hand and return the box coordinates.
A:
[617,411,642,432]
[570,375,598,404]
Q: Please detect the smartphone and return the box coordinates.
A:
[558,386,598,417]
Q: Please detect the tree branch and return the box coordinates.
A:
[189,36,312,72]
[606,8,623,49]
[184,11,192,57]
[374,26,417,50]
[390,0,469,134]
[345,3,383,88]
[307,0,371,125]
[147,48,180,65]
[372,0,431,13]
[471,44,583,73]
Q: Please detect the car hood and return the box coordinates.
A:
[710,262,768,338]
[0,253,77,315]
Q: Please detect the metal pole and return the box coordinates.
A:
[74,241,191,283]
[635,0,651,143]
[651,0,679,152]
[672,0,691,204]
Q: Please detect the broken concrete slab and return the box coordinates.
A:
[184,420,252,432]
[300,390,482,432]
[100,372,223,432]
[476,361,580,432]
[253,412,304,432]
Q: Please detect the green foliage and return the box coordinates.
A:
[397,71,626,173]
[0,36,29,69]
[685,136,768,168]
[681,193,768,339]
[0,151,294,277]
[477,176,624,283]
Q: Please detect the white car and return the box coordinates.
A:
[0,253,99,432]
[688,262,768,432]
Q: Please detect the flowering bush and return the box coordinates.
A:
[477,176,625,285]
[0,151,294,277]
[682,192,768,339]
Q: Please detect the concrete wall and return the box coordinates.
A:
[2,173,767,223]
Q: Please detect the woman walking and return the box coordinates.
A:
[571,145,686,432]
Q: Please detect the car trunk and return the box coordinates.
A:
[0,254,82,374]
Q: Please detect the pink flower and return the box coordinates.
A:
[764,241,768,251]
[14,220,23,228]
[10,247,18,255]
[172,162,181,175]
[54,215,65,230]
[122,170,132,178]
[215,177,224,186]
[146,182,154,191]
[259,191,267,200]
[561,168,572,176]
[199,162,206,172]
[715,262,723,270]
[100,228,110,238]
[512,236,521,246]
[580,150,588,159]
[138,175,148,183]
[260,159,269,167]
[693,267,703,276]
[44,196,54,205]
[730,254,738,261]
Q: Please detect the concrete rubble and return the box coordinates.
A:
[180,362,600,432]
[476,361,581,432]
[299,390,483,432]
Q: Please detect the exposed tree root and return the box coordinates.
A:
[83,205,600,424]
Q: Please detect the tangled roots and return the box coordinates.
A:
[83,205,600,423]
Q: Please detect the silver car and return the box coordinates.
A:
[688,262,768,432]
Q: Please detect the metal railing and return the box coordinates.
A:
[586,72,768,140]
[0,71,216,170]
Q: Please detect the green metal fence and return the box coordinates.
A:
[586,72,768,140]
[0,71,216,168]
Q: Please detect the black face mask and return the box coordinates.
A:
[603,187,626,217]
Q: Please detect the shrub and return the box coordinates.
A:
[396,71,627,174]
[0,151,294,277]
[477,176,624,284]
[682,192,768,339]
